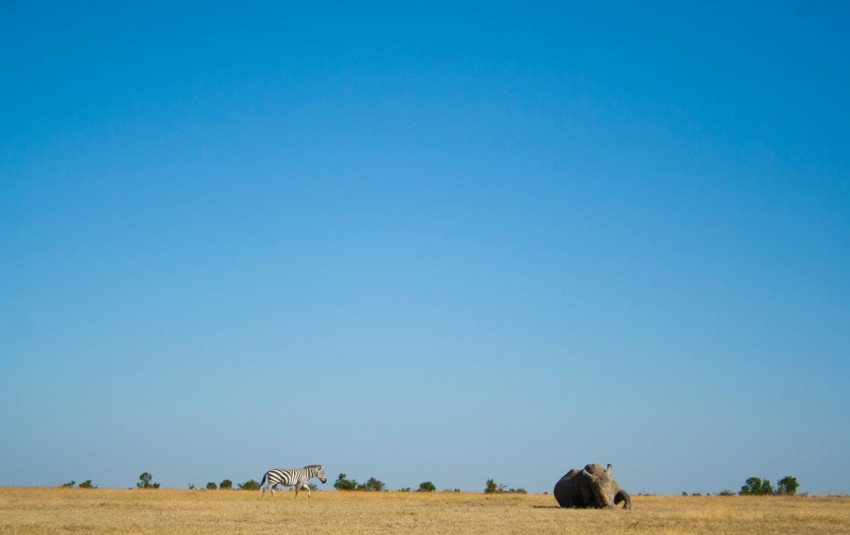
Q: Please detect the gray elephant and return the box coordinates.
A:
[553,463,632,509]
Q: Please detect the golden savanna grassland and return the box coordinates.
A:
[1,487,849,534]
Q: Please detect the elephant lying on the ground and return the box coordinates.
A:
[553,463,632,509]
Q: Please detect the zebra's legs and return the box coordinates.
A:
[292,480,311,497]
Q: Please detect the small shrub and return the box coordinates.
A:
[333,474,386,491]
[334,474,358,491]
[417,481,436,492]
[777,476,799,496]
[137,472,160,489]
[238,479,260,491]
[359,477,386,492]
[484,479,526,494]
[206,482,217,490]
[219,479,233,490]
[61,481,76,488]
[78,480,96,489]
[740,476,794,496]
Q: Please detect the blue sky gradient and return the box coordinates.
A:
[2,1,849,494]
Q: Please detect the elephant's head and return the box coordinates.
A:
[582,464,630,509]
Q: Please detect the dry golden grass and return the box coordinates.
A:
[1,488,849,534]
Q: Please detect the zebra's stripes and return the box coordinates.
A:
[260,464,328,497]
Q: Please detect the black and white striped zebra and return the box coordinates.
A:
[260,464,327,497]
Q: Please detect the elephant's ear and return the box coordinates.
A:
[582,469,596,481]
[606,464,613,474]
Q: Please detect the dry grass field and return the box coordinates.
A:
[2,487,849,534]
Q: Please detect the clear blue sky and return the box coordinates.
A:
[2,1,848,494]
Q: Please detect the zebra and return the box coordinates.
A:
[260,464,327,497]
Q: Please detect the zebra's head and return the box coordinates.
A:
[312,464,327,484]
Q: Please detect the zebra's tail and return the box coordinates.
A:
[259,472,267,491]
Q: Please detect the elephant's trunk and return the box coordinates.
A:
[614,489,632,510]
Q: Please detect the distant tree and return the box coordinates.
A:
[334,473,358,491]
[238,479,260,491]
[484,478,525,494]
[359,477,386,492]
[399,487,411,492]
[137,472,160,489]
[219,479,233,490]
[777,476,799,496]
[718,489,735,496]
[60,480,96,489]
[740,477,762,495]
[740,476,777,496]
[206,482,217,490]
[332,474,385,491]
[417,481,436,492]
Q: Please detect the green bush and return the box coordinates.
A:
[777,476,799,496]
[360,477,386,492]
[206,482,217,490]
[417,481,436,492]
[334,473,358,490]
[137,472,160,489]
[219,479,233,490]
[238,479,260,490]
[484,478,526,494]
[740,476,798,496]
[333,474,385,491]
[61,480,96,488]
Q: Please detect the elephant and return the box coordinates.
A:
[553,463,632,509]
